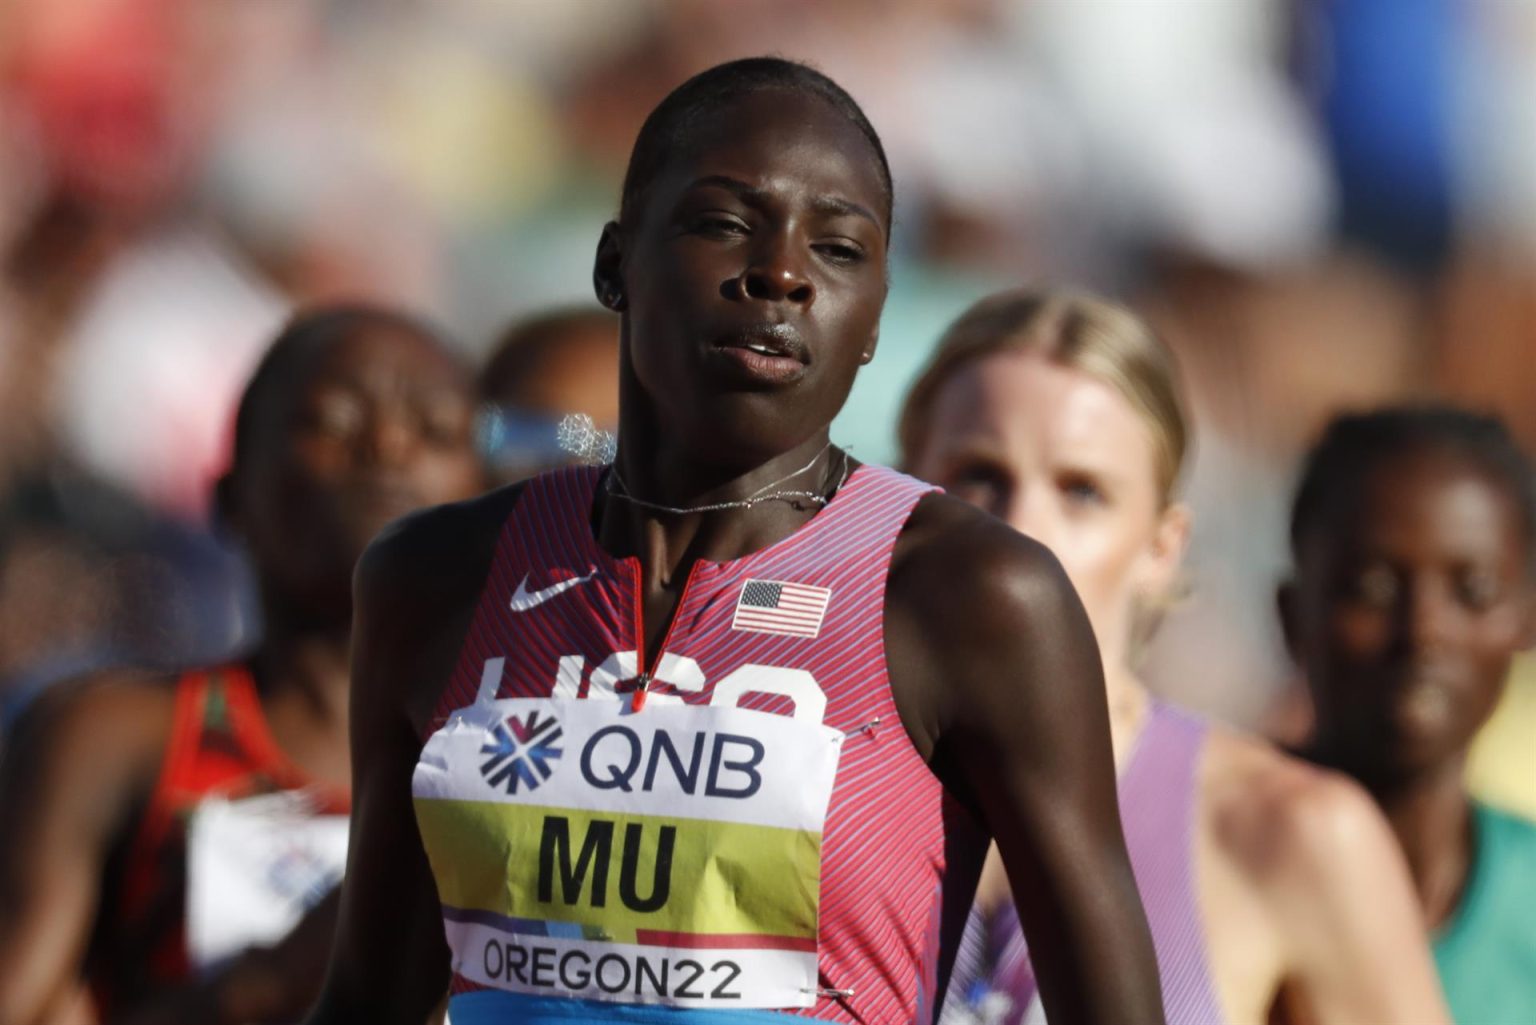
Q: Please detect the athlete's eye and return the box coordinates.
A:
[303,393,365,439]
[814,240,865,266]
[692,215,749,238]
[416,397,474,447]
[944,461,1011,516]
[1057,473,1105,508]
[1454,566,1503,611]
[1346,563,1399,608]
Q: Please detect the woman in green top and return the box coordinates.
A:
[1282,406,1536,1024]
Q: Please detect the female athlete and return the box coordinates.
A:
[307,60,1162,1025]
[1285,407,1536,1024]
[0,306,485,1024]
[902,291,1448,1024]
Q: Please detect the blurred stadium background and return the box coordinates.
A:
[0,0,1530,807]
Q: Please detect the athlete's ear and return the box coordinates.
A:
[859,326,879,365]
[1135,500,1190,601]
[593,221,627,312]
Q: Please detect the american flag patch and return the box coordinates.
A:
[731,579,832,639]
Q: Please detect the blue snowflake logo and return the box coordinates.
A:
[479,708,564,793]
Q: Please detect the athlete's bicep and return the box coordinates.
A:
[954,561,1159,1025]
[888,521,1163,1025]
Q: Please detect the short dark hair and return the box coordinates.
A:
[230,304,441,467]
[479,306,616,407]
[1290,406,1536,573]
[618,57,893,237]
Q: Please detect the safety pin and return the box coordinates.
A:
[803,986,856,999]
[844,716,882,739]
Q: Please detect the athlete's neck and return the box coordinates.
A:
[245,619,353,789]
[1372,760,1475,930]
[1103,666,1151,774]
[246,614,352,728]
[599,431,838,581]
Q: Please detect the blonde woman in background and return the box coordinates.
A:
[903,291,1448,1025]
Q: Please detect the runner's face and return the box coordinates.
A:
[1293,450,1533,782]
[912,352,1174,669]
[611,90,888,463]
[234,324,485,615]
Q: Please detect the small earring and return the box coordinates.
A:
[601,287,624,311]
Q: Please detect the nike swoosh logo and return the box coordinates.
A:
[509,567,599,612]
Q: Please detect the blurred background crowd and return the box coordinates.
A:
[0,0,1531,798]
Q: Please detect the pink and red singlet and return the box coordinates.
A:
[411,464,984,1024]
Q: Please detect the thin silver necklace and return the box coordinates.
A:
[606,444,848,515]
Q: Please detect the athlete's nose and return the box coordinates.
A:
[735,236,815,306]
[1399,577,1457,657]
[357,407,418,467]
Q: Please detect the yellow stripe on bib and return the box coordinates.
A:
[414,798,821,942]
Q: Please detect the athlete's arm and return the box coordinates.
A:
[307,494,510,1025]
[304,525,452,1024]
[1267,774,1450,1024]
[0,676,170,1025]
[886,495,1165,1025]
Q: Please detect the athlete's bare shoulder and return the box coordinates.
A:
[5,668,179,784]
[1202,725,1399,892]
[892,490,1069,596]
[1199,724,1448,1021]
[886,491,1093,762]
[890,491,1079,639]
[352,482,528,733]
[358,483,527,606]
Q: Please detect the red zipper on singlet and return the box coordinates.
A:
[631,559,703,711]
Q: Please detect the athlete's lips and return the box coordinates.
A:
[709,323,809,385]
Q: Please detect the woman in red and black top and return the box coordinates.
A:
[0,306,485,1024]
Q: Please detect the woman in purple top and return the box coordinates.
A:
[902,290,1449,1025]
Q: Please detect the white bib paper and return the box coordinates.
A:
[413,695,844,1009]
[185,791,348,970]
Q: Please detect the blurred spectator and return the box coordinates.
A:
[1308,0,1458,272]
[0,0,288,517]
[1284,407,1536,1025]
[907,291,1447,1025]
[476,306,618,484]
[0,0,1527,822]
[0,467,250,730]
[0,306,485,1025]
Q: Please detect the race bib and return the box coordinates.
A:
[412,696,844,1009]
[185,791,349,969]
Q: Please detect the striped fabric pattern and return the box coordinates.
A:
[939,703,1224,1025]
[424,464,962,1023]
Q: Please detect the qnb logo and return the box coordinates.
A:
[480,709,564,794]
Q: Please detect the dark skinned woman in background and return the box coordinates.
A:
[0,306,486,1024]
[1284,408,1536,1024]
